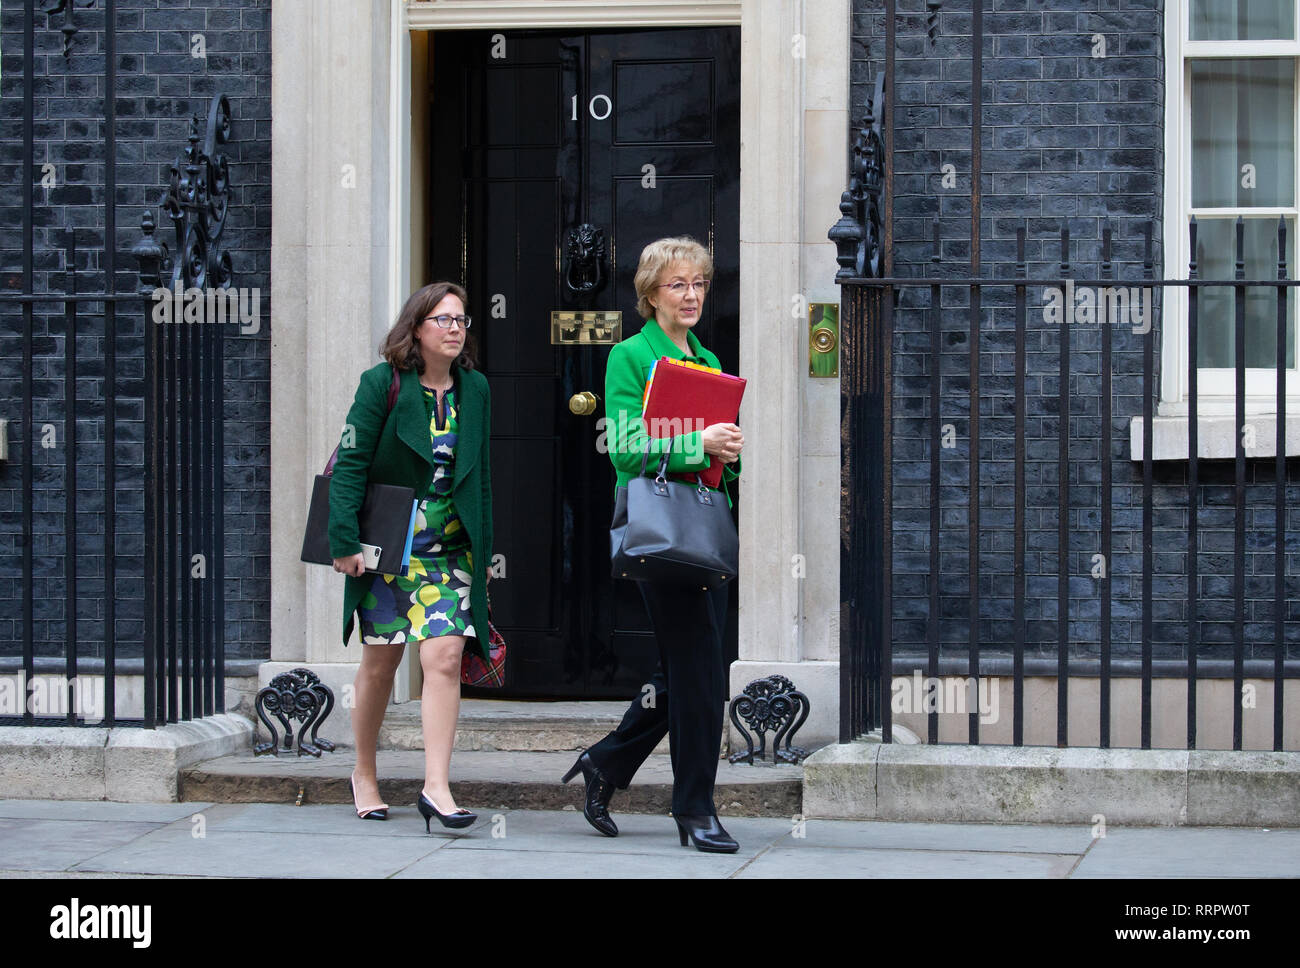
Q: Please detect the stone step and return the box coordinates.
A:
[378,699,672,754]
[181,749,803,818]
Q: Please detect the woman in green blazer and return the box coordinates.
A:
[562,237,745,852]
[329,281,493,832]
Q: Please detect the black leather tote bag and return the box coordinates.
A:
[610,444,738,589]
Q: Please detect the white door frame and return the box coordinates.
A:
[385,2,845,736]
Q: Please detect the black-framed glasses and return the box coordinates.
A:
[425,314,473,329]
[657,280,710,296]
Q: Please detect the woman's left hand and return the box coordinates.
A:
[702,422,743,463]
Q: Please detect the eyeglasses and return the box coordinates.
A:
[424,314,473,329]
[657,281,710,296]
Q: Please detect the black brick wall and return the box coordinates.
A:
[849,0,1300,664]
[0,0,271,663]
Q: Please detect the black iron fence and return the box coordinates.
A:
[837,214,1298,751]
[835,2,1295,752]
[1,0,227,728]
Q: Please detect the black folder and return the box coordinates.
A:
[300,475,418,576]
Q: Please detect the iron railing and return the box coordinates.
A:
[834,0,1295,751]
[838,217,1298,751]
[1,0,227,728]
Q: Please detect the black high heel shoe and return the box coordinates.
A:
[416,790,476,831]
[674,814,739,853]
[561,751,618,837]
[350,772,388,821]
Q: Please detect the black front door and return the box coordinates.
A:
[430,27,740,698]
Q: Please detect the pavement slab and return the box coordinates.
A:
[71,825,453,879]
[0,799,213,823]
[432,809,787,858]
[736,846,1080,878]
[392,845,752,879]
[0,797,1294,879]
[0,816,171,872]
[778,818,1098,854]
[1071,826,1300,878]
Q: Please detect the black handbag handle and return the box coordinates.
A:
[639,438,656,477]
[639,436,707,491]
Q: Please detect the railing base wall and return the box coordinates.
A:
[887,674,1299,752]
[0,714,252,802]
[803,742,1300,826]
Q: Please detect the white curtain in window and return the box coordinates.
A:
[1192,0,1294,41]
[1193,217,1296,369]
[1191,59,1293,209]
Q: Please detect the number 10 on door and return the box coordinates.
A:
[571,94,613,121]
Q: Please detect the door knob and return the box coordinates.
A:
[568,391,600,416]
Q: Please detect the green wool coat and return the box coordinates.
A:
[328,360,493,657]
[604,317,741,502]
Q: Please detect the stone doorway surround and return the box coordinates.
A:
[267,0,848,748]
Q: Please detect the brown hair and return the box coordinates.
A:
[633,236,714,320]
[379,281,477,372]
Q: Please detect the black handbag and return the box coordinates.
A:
[610,443,738,589]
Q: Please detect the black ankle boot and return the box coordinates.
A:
[561,751,618,837]
[673,813,739,853]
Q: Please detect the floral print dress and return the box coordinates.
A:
[358,385,477,644]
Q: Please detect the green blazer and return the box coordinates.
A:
[328,360,493,657]
[604,317,741,500]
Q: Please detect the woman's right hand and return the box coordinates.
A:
[701,422,744,464]
[332,553,366,578]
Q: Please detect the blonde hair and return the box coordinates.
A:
[633,236,714,320]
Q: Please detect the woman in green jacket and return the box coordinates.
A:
[329,281,493,832]
[562,236,745,853]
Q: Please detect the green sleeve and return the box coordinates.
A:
[327,367,387,559]
[604,343,710,478]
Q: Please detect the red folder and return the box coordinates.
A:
[642,357,746,488]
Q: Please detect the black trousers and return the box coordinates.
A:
[586,580,730,816]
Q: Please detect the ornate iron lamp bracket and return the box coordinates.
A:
[829,70,886,282]
[136,93,233,293]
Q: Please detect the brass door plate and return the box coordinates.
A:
[551,310,622,345]
[809,302,839,377]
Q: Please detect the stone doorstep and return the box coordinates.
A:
[802,741,1300,827]
[379,699,673,753]
[180,749,805,818]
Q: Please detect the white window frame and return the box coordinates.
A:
[1159,0,1300,422]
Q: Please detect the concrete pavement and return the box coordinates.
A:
[1,798,1297,878]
